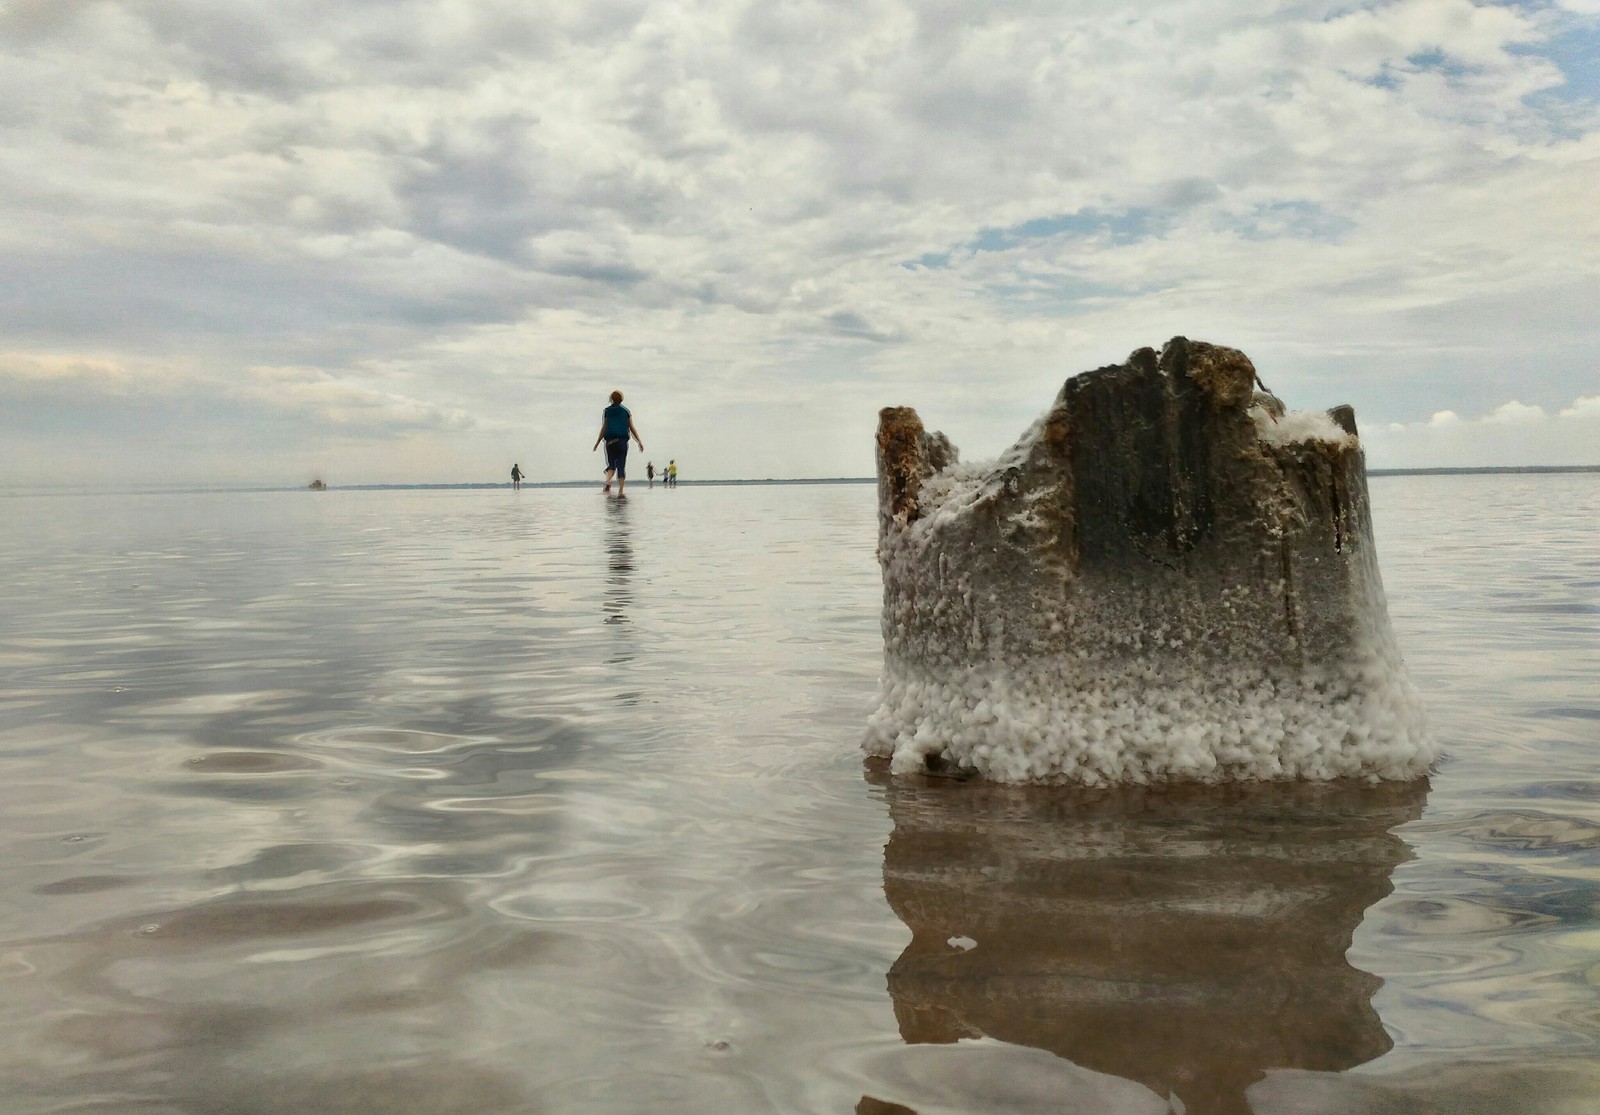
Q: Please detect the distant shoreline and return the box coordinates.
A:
[333,465,1600,488]
[1366,465,1600,476]
[341,476,880,490]
[4,466,1598,498]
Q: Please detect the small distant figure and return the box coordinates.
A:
[667,459,678,488]
[646,462,655,488]
[308,478,326,491]
[593,390,644,497]
[511,463,523,491]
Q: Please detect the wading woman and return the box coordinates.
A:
[593,390,644,496]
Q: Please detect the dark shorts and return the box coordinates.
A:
[604,438,628,478]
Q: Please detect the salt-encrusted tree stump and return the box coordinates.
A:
[867,337,1436,783]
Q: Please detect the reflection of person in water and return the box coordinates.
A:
[602,497,635,633]
[863,769,1428,1115]
[510,463,523,491]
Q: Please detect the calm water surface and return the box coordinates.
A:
[0,476,1596,1114]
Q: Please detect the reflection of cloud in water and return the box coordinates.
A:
[21,878,541,1114]
[867,765,1429,1115]
[299,714,583,859]
[854,1041,1170,1115]
[9,708,593,1113]
[1251,1058,1600,1114]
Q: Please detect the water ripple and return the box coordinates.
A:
[0,479,1595,1112]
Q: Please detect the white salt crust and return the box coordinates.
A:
[1252,407,1356,448]
[865,656,1435,785]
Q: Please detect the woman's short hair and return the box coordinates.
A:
[610,390,623,404]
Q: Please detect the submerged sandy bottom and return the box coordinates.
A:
[0,477,1596,1114]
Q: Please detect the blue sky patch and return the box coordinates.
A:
[903,250,953,271]
[901,208,1161,270]
[1403,48,1480,80]
[974,208,1160,252]
[1236,201,1354,243]
[1515,20,1600,104]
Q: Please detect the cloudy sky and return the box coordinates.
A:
[2,0,1597,486]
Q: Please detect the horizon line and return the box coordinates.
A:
[4,464,1599,498]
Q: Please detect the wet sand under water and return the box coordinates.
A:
[0,475,1595,1114]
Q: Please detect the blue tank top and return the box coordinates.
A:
[603,403,630,439]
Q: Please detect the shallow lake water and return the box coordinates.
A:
[0,474,1596,1114]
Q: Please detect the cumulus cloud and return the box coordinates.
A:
[1364,392,1600,468]
[233,365,477,434]
[1486,400,1548,424]
[1,349,471,441]
[1,0,1597,481]
[0,352,137,393]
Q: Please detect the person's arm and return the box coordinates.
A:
[629,417,643,449]
[593,421,605,450]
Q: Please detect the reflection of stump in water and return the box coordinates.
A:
[870,764,1427,1115]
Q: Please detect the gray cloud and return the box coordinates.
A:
[0,246,545,354]
[820,309,904,344]
[0,0,1596,484]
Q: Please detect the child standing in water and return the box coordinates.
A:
[593,391,644,496]
[646,462,655,488]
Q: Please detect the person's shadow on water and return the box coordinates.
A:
[857,767,1429,1115]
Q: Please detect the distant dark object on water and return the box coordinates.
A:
[308,479,327,491]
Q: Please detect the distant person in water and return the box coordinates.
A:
[667,460,678,487]
[511,463,523,491]
[646,462,655,488]
[593,390,644,496]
